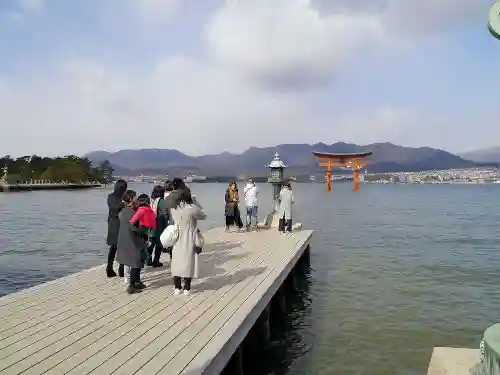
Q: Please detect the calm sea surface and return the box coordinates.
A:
[1,183,499,374]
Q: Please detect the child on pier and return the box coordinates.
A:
[116,190,148,294]
[129,194,156,237]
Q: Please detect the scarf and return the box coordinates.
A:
[151,198,159,217]
[229,188,239,202]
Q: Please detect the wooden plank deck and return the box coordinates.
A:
[0,227,313,375]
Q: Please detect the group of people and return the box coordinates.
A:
[224,178,295,233]
[105,176,295,295]
[105,178,206,294]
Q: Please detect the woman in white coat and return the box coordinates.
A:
[278,181,294,233]
[170,188,207,295]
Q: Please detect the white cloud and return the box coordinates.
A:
[19,0,44,11]
[206,0,386,88]
[205,0,488,88]
[129,0,181,27]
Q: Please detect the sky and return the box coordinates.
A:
[0,0,498,157]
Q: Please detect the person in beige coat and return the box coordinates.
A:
[170,189,207,295]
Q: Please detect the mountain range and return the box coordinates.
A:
[85,142,497,177]
[459,147,500,164]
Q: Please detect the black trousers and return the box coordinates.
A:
[147,237,163,263]
[225,206,243,228]
[278,215,292,232]
[173,276,192,290]
[129,268,141,286]
[107,245,117,268]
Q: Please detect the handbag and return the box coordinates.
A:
[194,228,204,254]
[160,224,179,248]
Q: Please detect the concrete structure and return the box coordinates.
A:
[258,152,302,230]
[489,1,500,39]
[0,227,313,375]
[427,347,480,375]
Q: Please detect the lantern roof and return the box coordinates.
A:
[267,152,287,169]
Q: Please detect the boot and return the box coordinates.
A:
[106,245,117,277]
[118,264,124,277]
[152,251,163,268]
[126,285,141,294]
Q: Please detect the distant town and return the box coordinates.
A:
[118,167,500,185]
[364,167,500,184]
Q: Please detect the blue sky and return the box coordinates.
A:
[0,0,497,156]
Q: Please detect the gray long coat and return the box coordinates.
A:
[277,187,294,220]
[170,202,207,278]
[116,207,146,269]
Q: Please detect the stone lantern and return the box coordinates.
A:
[256,152,302,231]
[267,152,286,214]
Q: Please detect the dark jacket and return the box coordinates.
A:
[225,189,239,217]
[106,181,127,246]
[116,207,147,268]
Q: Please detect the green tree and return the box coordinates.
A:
[1,154,107,184]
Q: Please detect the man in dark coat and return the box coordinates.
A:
[106,179,127,277]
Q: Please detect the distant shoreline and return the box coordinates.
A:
[0,182,102,192]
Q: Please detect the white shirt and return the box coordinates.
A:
[244,183,259,207]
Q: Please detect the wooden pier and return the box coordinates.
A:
[0,227,313,375]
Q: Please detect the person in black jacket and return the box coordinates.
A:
[106,179,127,277]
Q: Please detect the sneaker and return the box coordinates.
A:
[146,257,153,266]
[134,282,147,289]
[174,288,182,295]
[183,289,191,296]
[152,261,163,268]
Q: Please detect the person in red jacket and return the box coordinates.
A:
[129,194,156,238]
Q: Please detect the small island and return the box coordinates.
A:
[0,155,113,192]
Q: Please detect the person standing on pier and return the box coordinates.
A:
[147,185,167,267]
[243,178,259,231]
[164,180,173,200]
[225,181,243,231]
[164,178,188,209]
[278,181,294,233]
[106,179,127,277]
[117,190,148,294]
[170,188,207,295]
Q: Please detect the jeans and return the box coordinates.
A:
[147,237,163,264]
[173,276,192,291]
[245,205,258,226]
[278,215,292,232]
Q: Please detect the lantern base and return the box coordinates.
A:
[257,213,302,231]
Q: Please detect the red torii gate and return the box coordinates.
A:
[312,151,372,192]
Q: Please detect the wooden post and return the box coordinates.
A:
[353,168,359,192]
[271,285,287,317]
[258,305,271,343]
[300,245,311,267]
[326,165,332,192]
[285,268,297,291]
[222,346,244,375]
